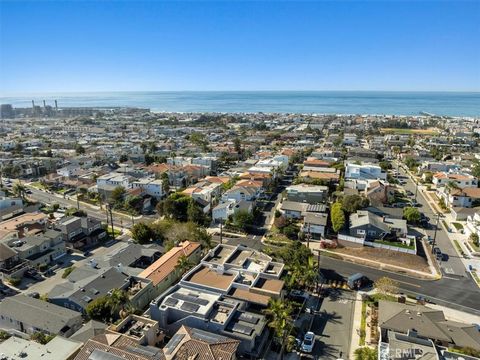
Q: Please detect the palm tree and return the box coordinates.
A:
[107,288,129,319]
[175,255,193,275]
[264,298,293,360]
[13,182,27,200]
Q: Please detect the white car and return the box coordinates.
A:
[301,331,315,353]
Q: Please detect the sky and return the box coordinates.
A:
[0,0,479,93]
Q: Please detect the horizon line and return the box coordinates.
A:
[1,89,480,96]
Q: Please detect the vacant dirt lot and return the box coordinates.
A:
[335,247,430,273]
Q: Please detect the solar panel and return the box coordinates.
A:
[172,292,209,306]
[239,313,259,324]
[164,298,179,307]
[232,323,253,336]
[181,302,200,313]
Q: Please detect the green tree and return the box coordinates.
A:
[110,186,126,207]
[187,200,205,224]
[62,266,75,279]
[140,142,148,154]
[75,143,85,155]
[108,288,129,318]
[131,222,155,244]
[264,298,293,359]
[233,137,242,154]
[341,194,369,214]
[403,207,421,223]
[30,332,55,345]
[404,157,419,171]
[119,154,128,163]
[12,182,27,200]
[379,161,392,171]
[175,254,193,275]
[331,201,345,233]
[354,347,378,360]
[232,210,254,231]
[423,171,433,183]
[470,233,479,247]
[86,296,112,322]
[163,193,191,221]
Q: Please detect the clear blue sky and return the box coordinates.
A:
[1,0,479,92]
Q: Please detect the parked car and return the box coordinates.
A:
[301,332,316,353]
[24,269,43,281]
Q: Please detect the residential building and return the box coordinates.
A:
[131,178,164,199]
[0,294,83,337]
[433,172,478,188]
[349,210,407,241]
[302,212,328,239]
[56,215,106,249]
[138,241,202,298]
[3,229,66,268]
[379,300,480,351]
[0,195,23,221]
[163,325,240,360]
[48,267,154,314]
[0,335,82,360]
[345,162,387,181]
[285,184,328,204]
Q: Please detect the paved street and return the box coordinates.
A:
[396,164,467,276]
[311,289,356,360]
[320,256,480,315]
[26,186,134,227]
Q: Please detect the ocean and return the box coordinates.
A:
[1,91,479,117]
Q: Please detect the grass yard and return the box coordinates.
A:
[359,301,367,346]
[451,222,464,231]
[380,128,439,135]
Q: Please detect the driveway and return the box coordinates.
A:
[310,289,356,360]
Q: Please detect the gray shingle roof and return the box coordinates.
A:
[0,295,82,334]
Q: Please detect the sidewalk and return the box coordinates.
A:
[349,291,363,359]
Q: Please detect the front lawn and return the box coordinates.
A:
[451,222,464,231]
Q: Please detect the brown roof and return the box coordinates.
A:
[138,241,201,286]
[168,326,239,360]
[229,288,270,306]
[300,171,340,181]
[205,176,230,184]
[235,180,263,188]
[185,265,235,291]
[0,212,47,231]
[253,277,284,294]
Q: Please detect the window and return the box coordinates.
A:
[357,229,366,235]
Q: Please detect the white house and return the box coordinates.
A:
[212,200,236,222]
[56,164,82,178]
[96,172,133,189]
[131,178,164,199]
[432,172,478,188]
[345,162,387,181]
[221,186,258,203]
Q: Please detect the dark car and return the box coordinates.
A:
[441,253,449,262]
[433,247,441,255]
[24,269,43,281]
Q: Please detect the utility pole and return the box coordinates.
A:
[414,179,418,202]
[431,213,441,253]
[76,189,80,210]
[219,220,223,245]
